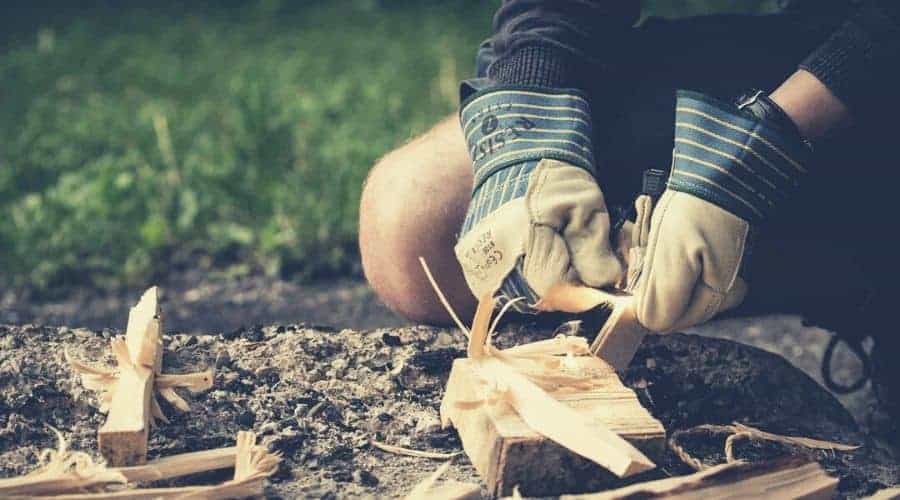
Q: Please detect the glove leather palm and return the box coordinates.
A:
[454,86,622,310]
[635,90,809,332]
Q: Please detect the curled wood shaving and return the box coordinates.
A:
[66,345,214,426]
[501,333,590,357]
[418,257,470,338]
[14,432,282,500]
[669,422,860,471]
[370,440,462,460]
[0,426,126,497]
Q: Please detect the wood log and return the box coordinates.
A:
[98,287,163,466]
[560,458,838,500]
[441,355,665,498]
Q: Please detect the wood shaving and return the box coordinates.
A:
[370,440,462,460]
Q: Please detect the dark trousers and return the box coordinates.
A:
[476,8,897,335]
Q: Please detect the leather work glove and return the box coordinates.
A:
[633,90,812,332]
[454,85,623,312]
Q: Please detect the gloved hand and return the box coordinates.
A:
[454,86,623,312]
[633,90,812,332]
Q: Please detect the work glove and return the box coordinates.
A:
[454,85,623,312]
[633,90,812,332]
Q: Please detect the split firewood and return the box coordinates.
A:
[0,427,127,497]
[97,286,162,466]
[6,431,281,500]
[559,458,838,500]
[536,283,649,371]
[66,286,214,466]
[421,259,663,497]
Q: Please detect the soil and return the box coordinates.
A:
[1,321,897,498]
[0,272,885,429]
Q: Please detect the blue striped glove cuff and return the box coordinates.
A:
[670,90,812,223]
[460,86,595,194]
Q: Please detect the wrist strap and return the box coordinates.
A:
[736,89,812,150]
[668,90,811,223]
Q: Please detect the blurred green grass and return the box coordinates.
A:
[0,0,774,293]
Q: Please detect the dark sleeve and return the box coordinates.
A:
[799,0,900,120]
[485,0,641,89]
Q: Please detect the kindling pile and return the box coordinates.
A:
[0,287,281,498]
[0,280,868,499]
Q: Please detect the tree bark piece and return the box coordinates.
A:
[98,287,163,466]
[560,458,838,500]
[441,355,665,497]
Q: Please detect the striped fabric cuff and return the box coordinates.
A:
[669,90,811,223]
[460,86,595,195]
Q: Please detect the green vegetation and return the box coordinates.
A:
[0,1,773,293]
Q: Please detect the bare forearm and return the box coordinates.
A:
[769,69,850,140]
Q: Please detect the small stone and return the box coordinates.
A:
[366,351,391,371]
[215,348,231,368]
[255,366,280,385]
[195,334,216,346]
[434,331,456,347]
[274,427,305,454]
[259,422,279,435]
[381,332,402,347]
[236,410,256,428]
[331,358,348,376]
[353,469,379,486]
[243,325,265,342]
[414,414,441,436]
[210,390,229,400]
[73,328,93,339]
[222,326,242,341]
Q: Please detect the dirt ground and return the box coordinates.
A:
[2,272,898,497]
[0,272,884,428]
[1,320,897,498]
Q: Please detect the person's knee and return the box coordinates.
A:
[359,117,476,324]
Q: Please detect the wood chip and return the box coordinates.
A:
[0,427,126,497]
